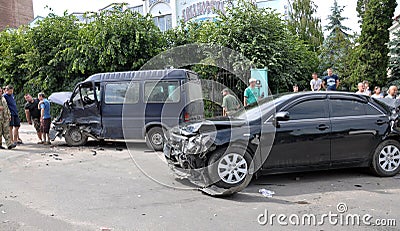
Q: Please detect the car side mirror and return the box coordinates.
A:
[275,111,290,121]
[272,111,290,127]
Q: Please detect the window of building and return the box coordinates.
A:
[153,14,172,31]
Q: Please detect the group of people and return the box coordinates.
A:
[221,67,400,116]
[0,85,51,149]
[355,82,400,99]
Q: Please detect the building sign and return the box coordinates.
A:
[180,0,226,23]
[149,0,171,8]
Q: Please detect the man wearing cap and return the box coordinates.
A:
[244,78,261,106]
[221,88,240,116]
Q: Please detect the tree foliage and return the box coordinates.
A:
[0,4,166,119]
[168,1,318,93]
[351,0,397,87]
[288,0,324,52]
[388,30,400,86]
[318,0,353,89]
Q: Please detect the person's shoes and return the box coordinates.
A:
[0,146,5,149]
[37,141,44,144]
[17,140,23,144]
[44,141,51,145]
[7,144,16,149]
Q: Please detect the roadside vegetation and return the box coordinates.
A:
[0,0,397,118]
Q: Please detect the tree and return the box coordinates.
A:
[288,0,324,52]
[356,0,369,24]
[388,30,400,86]
[168,0,318,93]
[318,0,353,88]
[352,0,397,87]
[0,4,166,119]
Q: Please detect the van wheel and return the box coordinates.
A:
[146,127,164,151]
[371,140,400,177]
[65,128,88,146]
[207,146,253,192]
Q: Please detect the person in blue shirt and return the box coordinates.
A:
[322,68,340,91]
[38,92,51,145]
[3,85,22,145]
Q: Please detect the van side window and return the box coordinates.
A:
[144,81,180,103]
[105,82,139,104]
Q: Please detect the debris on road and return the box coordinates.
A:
[100,227,112,231]
[91,150,97,156]
[259,188,275,198]
[1,210,6,214]
[354,184,362,188]
[295,200,310,205]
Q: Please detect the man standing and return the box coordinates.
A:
[221,88,240,116]
[3,85,22,145]
[244,78,260,106]
[385,86,398,99]
[24,94,43,144]
[355,82,368,95]
[310,73,322,91]
[0,87,16,149]
[322,68,339,91]
[38,92,51,145]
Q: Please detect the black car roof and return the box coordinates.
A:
[287,91,370,101]
[84,69,195,82]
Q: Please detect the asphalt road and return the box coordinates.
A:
[0,123,399,231]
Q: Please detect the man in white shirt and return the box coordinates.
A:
[385,86,398,99]
[355,82,369,95]
[310,73,322,91]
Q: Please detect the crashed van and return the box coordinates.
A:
[49,69,204,150]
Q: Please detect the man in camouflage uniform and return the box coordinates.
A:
[0,87,16,149]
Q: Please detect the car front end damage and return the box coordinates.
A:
[164,120,255,196]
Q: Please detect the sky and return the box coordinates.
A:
[32,0,400,35]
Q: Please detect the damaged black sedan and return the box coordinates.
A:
[164,92,400,196]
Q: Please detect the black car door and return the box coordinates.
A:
[262,95,331,169]
[329,96,389,165]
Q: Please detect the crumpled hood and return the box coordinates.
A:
[49,92,72,105]
[178,118,247,136]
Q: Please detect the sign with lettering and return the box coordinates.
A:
[178,0,226,23]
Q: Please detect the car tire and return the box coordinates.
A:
[145,127,164,151]
[65,128,88,146]
[207,146,254,191]
[371,140,400,177]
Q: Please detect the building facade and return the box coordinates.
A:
[0,0,34,30]
[32,0,290,31]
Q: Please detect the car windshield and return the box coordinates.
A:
[231,93,294,120]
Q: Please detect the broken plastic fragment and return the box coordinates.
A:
[259,188,275,198]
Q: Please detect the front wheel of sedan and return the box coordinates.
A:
[371,140,400,177]
[207,146,254,191]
